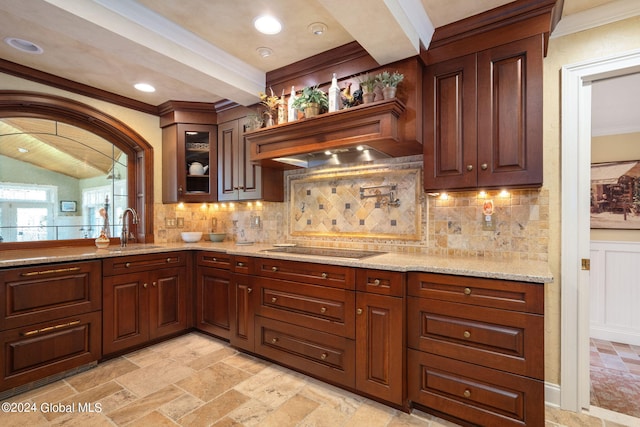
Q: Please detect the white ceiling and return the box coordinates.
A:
[0,0,636,120]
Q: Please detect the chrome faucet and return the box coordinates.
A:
[121,208,139,247]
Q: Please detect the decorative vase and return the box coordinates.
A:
[382,86,397,100]
[265,113,275,127]
[362,92,375,104]
[304,102,320,118]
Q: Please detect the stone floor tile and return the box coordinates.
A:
[177,362,252,402]
[106,385,184,425]
[177,389,249,427]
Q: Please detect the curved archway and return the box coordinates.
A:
[0,91,154,248]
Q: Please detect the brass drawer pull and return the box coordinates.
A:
[463,287,472,295]
[320,353,328,360]
[125,262,131,268]
[321,272,328,279]
[152,281,157,287]
[357,308,363,315]
[271,297,278,303]
[463,389,471,398]
[237,262,245,267]
[143,283,148,288]
[247,287,253,293]
[20,266,81,277]
[272,266,278,272]
[22,320,80,336]
[320,307,327,313]
[373,279,381,286]
[271,337,278,343]
[166,257,173,263]
[463,330,471,339]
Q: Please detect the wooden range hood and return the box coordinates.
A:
[246,98,421,169]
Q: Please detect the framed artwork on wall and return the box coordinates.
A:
[60,200,77,212]
[590,161,640,229]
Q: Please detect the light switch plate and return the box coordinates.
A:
[176,217,184,228]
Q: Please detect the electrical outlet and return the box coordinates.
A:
[165,218,176,228]
[176,217,184,228]
[250,215,261,228]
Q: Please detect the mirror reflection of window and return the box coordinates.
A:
[0,118,128,243]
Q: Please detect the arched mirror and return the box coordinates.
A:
[0,91,153,248]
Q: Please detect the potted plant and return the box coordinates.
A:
[375,71,404,99]
[258,88,280,126]
[292,85,328,118]
[357,73,377,104]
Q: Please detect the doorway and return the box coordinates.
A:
[561,49,640,418]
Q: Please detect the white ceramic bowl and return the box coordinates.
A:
[181,231,202,243]
[208,233,226,242]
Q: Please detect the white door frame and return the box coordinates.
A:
[560,49,640,411]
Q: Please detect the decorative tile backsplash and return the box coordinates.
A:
[154,155,548,261]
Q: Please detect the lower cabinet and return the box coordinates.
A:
[229,256,255,352]
[195,251,232,339]
[102,253,189,355]
[0,260,102,393]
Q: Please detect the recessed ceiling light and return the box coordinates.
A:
[308,22,327,36]
[256,47,273,58]
[18,147,29,153]
[254,15,282,35]
[4,37,43,54]
[134,83,155,92]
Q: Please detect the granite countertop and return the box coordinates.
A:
[0,242,553,284]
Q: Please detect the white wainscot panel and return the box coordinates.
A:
[590,241,640,345]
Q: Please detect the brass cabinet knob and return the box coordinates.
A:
[247,287,253,293]
[373,279,380,286]
[212,257,217,262]
[125,262,131,268]
[320,307,327,313]
[237,262,244,267]
[271,297,277,303]
[321,272,328,279]
[178,186,183,194]
[143,283,148,288]
[466,165,474,171]
[464,287,472,295]
[463,389,471,398]
[152,281,157,287]
[320,353,328,360]
[271,337,278,343]
[357,308,363,315]
[480,163,488,170]
[272,266,278,272]
[463,330,471,339]
[166,258,172,263]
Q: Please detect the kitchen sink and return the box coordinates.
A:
[263,246,385,260]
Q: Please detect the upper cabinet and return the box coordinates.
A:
[422,0,561,191]
[218,117,283,202]
[160,102,218,203]
[424,35,543,190]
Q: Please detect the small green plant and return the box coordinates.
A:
[375,71,404,88]
[357,73,377,93]
[291,85,328,111]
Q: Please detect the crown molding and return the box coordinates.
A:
[551,0,640,38]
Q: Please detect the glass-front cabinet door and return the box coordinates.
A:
[162,123,217,203]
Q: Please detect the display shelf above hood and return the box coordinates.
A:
[245,98,422,169]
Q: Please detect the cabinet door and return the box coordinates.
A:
[238,118,262,200]
[162,123,217,203]
[424,53,477,190]
[217,120,239,201]
[477,35,543,188]
[355,292,404,405]
[149,267,188,340]
[103,272,149,355]
[229,273,255,352]
[196,266,231,339]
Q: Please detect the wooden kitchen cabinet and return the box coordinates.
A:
[407,272,544,426]
[195,251,232,339]
[423,35,543,191]
[102,253,189,355]
[217,118,283,202]
[229,256,255,352]
[162,123,217,203]
[355,269,405,406]
[0,261,102,393]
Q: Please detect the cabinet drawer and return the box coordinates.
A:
[408,350,543,427]
[408,272,543,314]
[255,277,355,339]
[356,269,405,296]
[103,252,186,275]
[196,251,231,270]
[253,258,355,289]
[0,311,101,392]
[255,316,355,388]
[232,256,251,274]
[0,261,101,330]
[408,297,543,379]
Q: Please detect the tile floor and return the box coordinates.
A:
[590,338,640,418]
[0,332,636,427]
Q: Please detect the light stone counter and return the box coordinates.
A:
[0,242,553,284]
